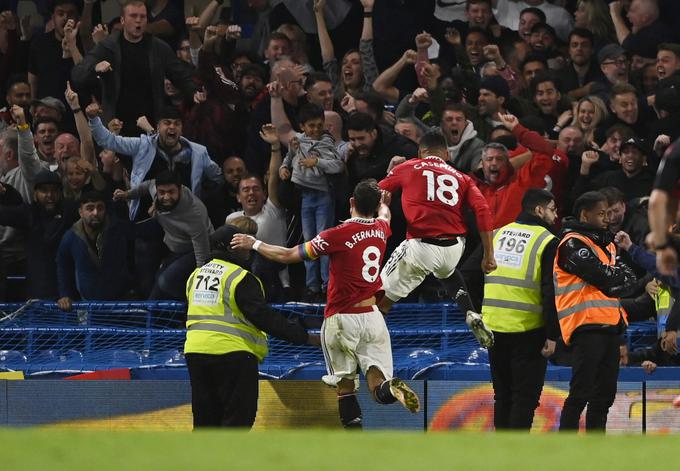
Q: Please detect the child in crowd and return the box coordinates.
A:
[279,103,343,300]
[63,158,107,202]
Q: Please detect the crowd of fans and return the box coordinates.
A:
[1,0,680,366]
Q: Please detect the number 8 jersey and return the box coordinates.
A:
[379,156,492,238]
[299,217,391,318]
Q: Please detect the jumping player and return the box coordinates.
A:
[377,130,497,347]
[231,178,420,428]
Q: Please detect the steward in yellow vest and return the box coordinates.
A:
[184,223,315,429]
[482,188,560,430]
[554,191,637,432]
[625,284,680,368]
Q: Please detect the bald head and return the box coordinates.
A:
[628,0,659,30]
[54,133,80,164]
[558,126,584,154]
[324,111,343,142]
[222,156,247,189]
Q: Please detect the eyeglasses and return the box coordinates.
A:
[602,59,628,67]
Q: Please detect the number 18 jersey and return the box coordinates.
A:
[298,217,391,317]
[379,156,492,238]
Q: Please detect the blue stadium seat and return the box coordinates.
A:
[466,347,490,365]
[147,349,186,367]
[0,350,27,370]
[280,361,326,379]
[83,350,142,369]
[408,348,440,362]
[29,350,84,372]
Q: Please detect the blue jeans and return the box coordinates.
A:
[301,188,334,292]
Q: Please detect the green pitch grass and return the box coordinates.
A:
[1,429,674,470]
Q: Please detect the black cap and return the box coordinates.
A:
[620,137,650,155]
[156,105,182,122]
[33,169,62,189]
[210,224,241,253]
[530,22,556,39]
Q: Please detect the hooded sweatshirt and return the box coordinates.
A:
[282,132,343,192]
[447,121,485,174]
[126,181,214,267]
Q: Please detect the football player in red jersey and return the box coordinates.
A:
[378,130,497,347]
[232,178,420,428]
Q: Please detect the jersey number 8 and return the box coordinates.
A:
[422,170,460,206]
[361,246,381,283]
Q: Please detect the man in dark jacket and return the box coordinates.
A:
[555,191,638,431]
[572,138,655,203]
[70,0,199,135]
[345,112,418,190]
[0,170,77,299]
[344,112,417,255]
[56,191,137,310]
[601,186,650,247]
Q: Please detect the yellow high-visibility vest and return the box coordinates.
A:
[184,259,268,360]
[482,222,556,333]
[655,286,675,338]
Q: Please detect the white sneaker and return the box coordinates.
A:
[389,378,420,413]
[466,310,494,348]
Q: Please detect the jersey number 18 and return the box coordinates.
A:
[422,170,459,206]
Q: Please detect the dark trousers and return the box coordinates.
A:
[149,251,196,301]
[185,351,259,429]
[488,328,548,430]
[559,331,620,432]
[458,244,484,311]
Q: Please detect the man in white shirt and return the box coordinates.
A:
[493,0,573,41]
[226,124,289,299]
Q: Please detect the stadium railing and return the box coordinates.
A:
[0,301,659,377]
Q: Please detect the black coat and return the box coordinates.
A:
[0,186,78,299]
[71,31,198,126]
[557,219,638,297]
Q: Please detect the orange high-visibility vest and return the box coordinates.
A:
[553,232,626,345]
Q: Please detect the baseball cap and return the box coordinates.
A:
[33,169,63,189]
[619,137,649,155]
[479,75,510,100]
[210,224,241,253]
[30,97,66,115]
[598,44,626,65]
[530,22,556,39]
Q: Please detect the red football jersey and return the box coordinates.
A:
[379,156,492,238]
[298,217,391,317]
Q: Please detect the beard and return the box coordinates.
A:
[156,199,179,212]
[85,219,104,231]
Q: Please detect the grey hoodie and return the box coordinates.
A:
[282,132,344,192]
[126,181,214,267]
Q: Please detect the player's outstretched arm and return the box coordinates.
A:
[231,234,303,264]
